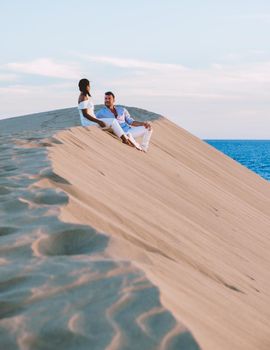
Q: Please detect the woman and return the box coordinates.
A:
[78,79,133,146]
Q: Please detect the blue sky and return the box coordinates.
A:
[1,0,270,138]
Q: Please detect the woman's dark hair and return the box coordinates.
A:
[78,78,91,96]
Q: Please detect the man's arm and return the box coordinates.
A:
[124,109,151,129]
[130,120,152,129]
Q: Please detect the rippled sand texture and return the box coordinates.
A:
[0,110,199,350]
[45,118,270,350]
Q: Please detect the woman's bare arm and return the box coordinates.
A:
[82,109,106,127]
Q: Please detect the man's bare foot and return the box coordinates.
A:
[126,133,143,151]
[134,144,143,151]
[121,135,135,147]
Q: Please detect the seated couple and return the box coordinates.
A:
[77,78,152,152]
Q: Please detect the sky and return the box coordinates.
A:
[0,0,270,138]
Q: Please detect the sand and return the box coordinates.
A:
[41,117,270,350]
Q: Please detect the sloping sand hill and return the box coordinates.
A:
[42,117,270,350]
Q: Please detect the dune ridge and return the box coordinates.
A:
[0,114,199,349]
[42,116,270,350]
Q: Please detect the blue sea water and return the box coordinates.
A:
[205,140,270,181]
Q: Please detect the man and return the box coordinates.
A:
[96,91,153,152]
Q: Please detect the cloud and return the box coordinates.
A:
[0,73,18,82]
[0,82,75,96]
[97,59,270,101]
[0,82,76,120]
[220,50,268,64]
[0,85,30,94]
[5,58,81,80]
[75,53,270,90]
[1,54,270,137]
[85,55,270,138]
[75,54,188,72]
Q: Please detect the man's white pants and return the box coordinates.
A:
[127,126,153,151]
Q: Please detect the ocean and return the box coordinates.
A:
[205,140,270,181]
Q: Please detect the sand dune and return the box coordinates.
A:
[1,108,201,349]
[42,117,270,350]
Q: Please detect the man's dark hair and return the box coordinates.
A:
[78,78,91,96]
[105,91,115,99]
